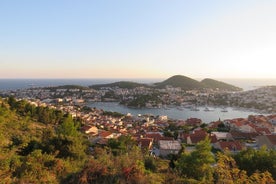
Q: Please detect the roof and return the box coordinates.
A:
[255,127,271,135]
[189,134,207,144]
[230,131,259,140]
[139,138,153,149]
[159,140,182,150]
[219,141,243,151]
[211,132,230,140]
[99,131,113,138]
[145,132,163,141]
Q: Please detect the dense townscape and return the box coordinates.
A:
[0,76,276,183]
[1,75,275,114]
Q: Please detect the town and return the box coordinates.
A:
[1,84,275,157]
[1,82,275,113]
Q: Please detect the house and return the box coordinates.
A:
[211,132,233,141]
[239,124,256,133]
[145,132,163,145]
[185,129,208,144]
[256,135,276,150]
[186,118,202,126]
[138,138,154,151]
[158,140,182,157]
[255,127,271,135]
[98,131,115,139]
[230,130,259,141]
[186,134,207,144]
[214,141,243,153]
[82,125,98,135]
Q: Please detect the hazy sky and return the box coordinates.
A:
[0,0,275,79]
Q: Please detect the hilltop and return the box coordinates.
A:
[154,75,204,90]
[154,75,241,91]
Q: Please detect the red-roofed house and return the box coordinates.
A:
[186,118,202,126]
[214,141,243,153]
[98,131,114,139]
[82,125,98,135]
[145,132,163,145]
[255,127,271,135]
[138,138,153,151]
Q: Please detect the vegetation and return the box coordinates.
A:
[154,75,204,90]
[89,75,241,91]
[125,93,162,107]
[102,111,125,118]
[0,97,275,183]
[201,78,242,91]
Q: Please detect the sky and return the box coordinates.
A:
[0,0,276,79]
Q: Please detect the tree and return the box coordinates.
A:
[176,137,215,182]
[234,146,276,178]
[56,115,78,137]
[214,152,248,183]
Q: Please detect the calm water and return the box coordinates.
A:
[87,102,263,123]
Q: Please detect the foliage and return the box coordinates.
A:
[234,146,276,179]
[154,75,204,90]
[176,137,215,183]
[201,78,242,91]
[1,97,276,183]
[102,111,125,118]
[214,152,275,184]
[126,93,161,107]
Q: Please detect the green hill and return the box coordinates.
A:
[90,81,147,89]
[154,75,204,90]
[201,78,242,91]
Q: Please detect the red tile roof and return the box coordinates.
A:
[99,131,112,138]
[219,141,243,151]
[255,127,271,135]
[145,133,163,142]
[138,138,153,150]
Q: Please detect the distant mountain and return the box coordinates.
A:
[201,78,242,91]
[90,81,147,89]
[154,75,204,90]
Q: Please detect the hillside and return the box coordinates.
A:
[154,75,204,90]
[201,78,242,91]
[90,81,147,89]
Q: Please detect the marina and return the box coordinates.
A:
[87,102,263,123]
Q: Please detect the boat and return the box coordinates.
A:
[204,107,210,111]
[221,107,228,112]
[191,106,200,111]
[204,106,214,112]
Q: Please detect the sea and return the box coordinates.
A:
[0,78,275,123]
